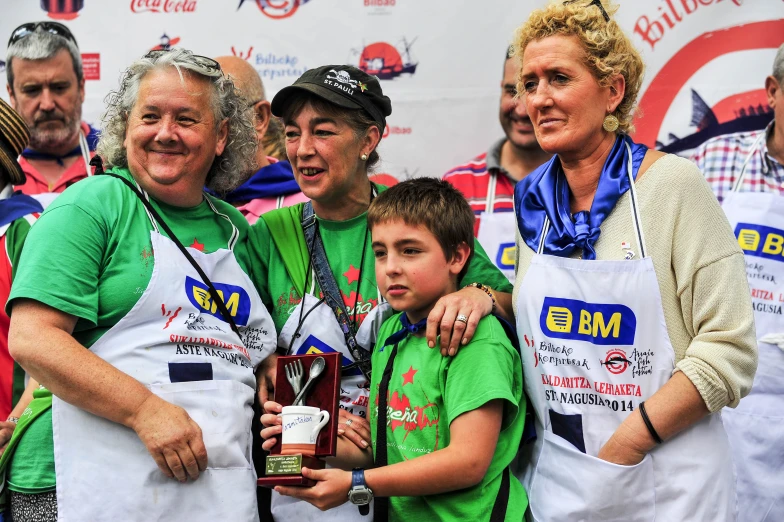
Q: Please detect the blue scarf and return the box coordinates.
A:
[0,192,43,229]
[20,125,99,166]
[514,134,647,260]
[218,160,299,203]
[381,314,428,350]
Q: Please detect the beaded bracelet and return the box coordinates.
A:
[638,401,663,444]
[466,282,496,313]
[6,416,19,424]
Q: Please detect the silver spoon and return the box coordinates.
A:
[293,356,326,406]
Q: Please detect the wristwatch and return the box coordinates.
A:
[348,468,373,515]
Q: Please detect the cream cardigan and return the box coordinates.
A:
[513,154,757,412]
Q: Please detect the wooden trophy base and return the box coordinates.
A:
[257,454,326,488]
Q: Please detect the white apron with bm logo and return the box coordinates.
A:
[721,134,784,522]
[52,192,276,521]
[272,282,392,522]
[477,171,517,283]
[515,147,736,521]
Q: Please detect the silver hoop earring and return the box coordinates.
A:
[360,154,368,161]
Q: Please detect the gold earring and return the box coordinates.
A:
[603,114,620,133]
[360,153,368,161]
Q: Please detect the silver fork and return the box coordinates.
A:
[284,359,305,397]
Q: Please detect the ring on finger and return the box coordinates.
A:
[456,314,469,324]
[345,419,353,427]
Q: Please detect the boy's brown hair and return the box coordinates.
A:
[368,177,475,279]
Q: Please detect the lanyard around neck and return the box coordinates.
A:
[134,181,239,251]
[537,141,647,259]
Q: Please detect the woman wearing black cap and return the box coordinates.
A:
[249,65,514,521]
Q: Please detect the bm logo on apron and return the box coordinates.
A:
[297,334,362,376]
[540,297,636,345]
[735,222,784,262]
[495,242,516,270]
[186,276,252,326]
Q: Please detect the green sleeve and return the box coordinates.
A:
[246,217,273,308]
[461,240,514,293]
[6,218,32,279]
[444,317,521,428]
[7,204,107,326]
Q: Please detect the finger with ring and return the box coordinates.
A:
[345,419,353,427]
[456,314,469,324]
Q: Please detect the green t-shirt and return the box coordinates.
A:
[370,313,527,521]
[247,196,514,334]
[6,167,253,492]
[5,217,33,410]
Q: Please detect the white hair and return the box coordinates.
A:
[97,48,257,194]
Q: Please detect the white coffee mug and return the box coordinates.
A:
[280,405,330,456]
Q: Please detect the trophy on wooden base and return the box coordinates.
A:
[257,352,341,487]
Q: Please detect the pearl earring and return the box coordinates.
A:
[360,153,368,161]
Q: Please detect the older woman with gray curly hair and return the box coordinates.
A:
[5,48,277,521]
[512,1,756,520]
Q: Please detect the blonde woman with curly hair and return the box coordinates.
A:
[512,1,756,519]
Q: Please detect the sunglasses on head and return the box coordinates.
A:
[144,50,223,78]
[8,21,77,48]
[563,0,611,22]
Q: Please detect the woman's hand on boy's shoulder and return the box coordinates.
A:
[275,467,352,511]
[426,285,494,356]
[338,408,371,450]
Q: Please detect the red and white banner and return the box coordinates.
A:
[1,0,781,178]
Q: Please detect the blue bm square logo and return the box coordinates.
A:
[540,297,636,346]
[496,242,516,270]
[735,222,784,262]
[185,276,251,326]
[297,335,361,376]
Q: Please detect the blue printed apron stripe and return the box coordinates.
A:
[168,362,213,383]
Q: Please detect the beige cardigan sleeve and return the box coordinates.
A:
[662,157,758,411]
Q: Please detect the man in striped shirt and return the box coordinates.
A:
[692,43,784,522]
[443,46,549,281]
[691,44,783,202]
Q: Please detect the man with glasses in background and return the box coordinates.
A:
[6,22,95,206]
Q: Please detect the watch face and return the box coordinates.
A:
[349,490,372,505]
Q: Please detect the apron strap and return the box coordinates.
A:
[276,195,285,210]
[204,196,240,250]
[485,171,497,215]
[731,132,766,193]
[624,141,647,258]
[78,130,92,177]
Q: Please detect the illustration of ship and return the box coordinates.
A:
[658,89,772,154]
[359,37,418,80]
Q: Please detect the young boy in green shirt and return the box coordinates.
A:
[261,178,526,521]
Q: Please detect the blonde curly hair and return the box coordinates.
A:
[514,0,644,134]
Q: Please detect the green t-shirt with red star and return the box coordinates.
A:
[247,194,514,335]
[369,313,527,521]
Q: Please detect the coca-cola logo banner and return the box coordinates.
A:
[131,0,197,13]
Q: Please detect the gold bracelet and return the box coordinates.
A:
[466,282,496,313]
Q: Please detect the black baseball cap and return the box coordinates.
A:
[271,65,392,131]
